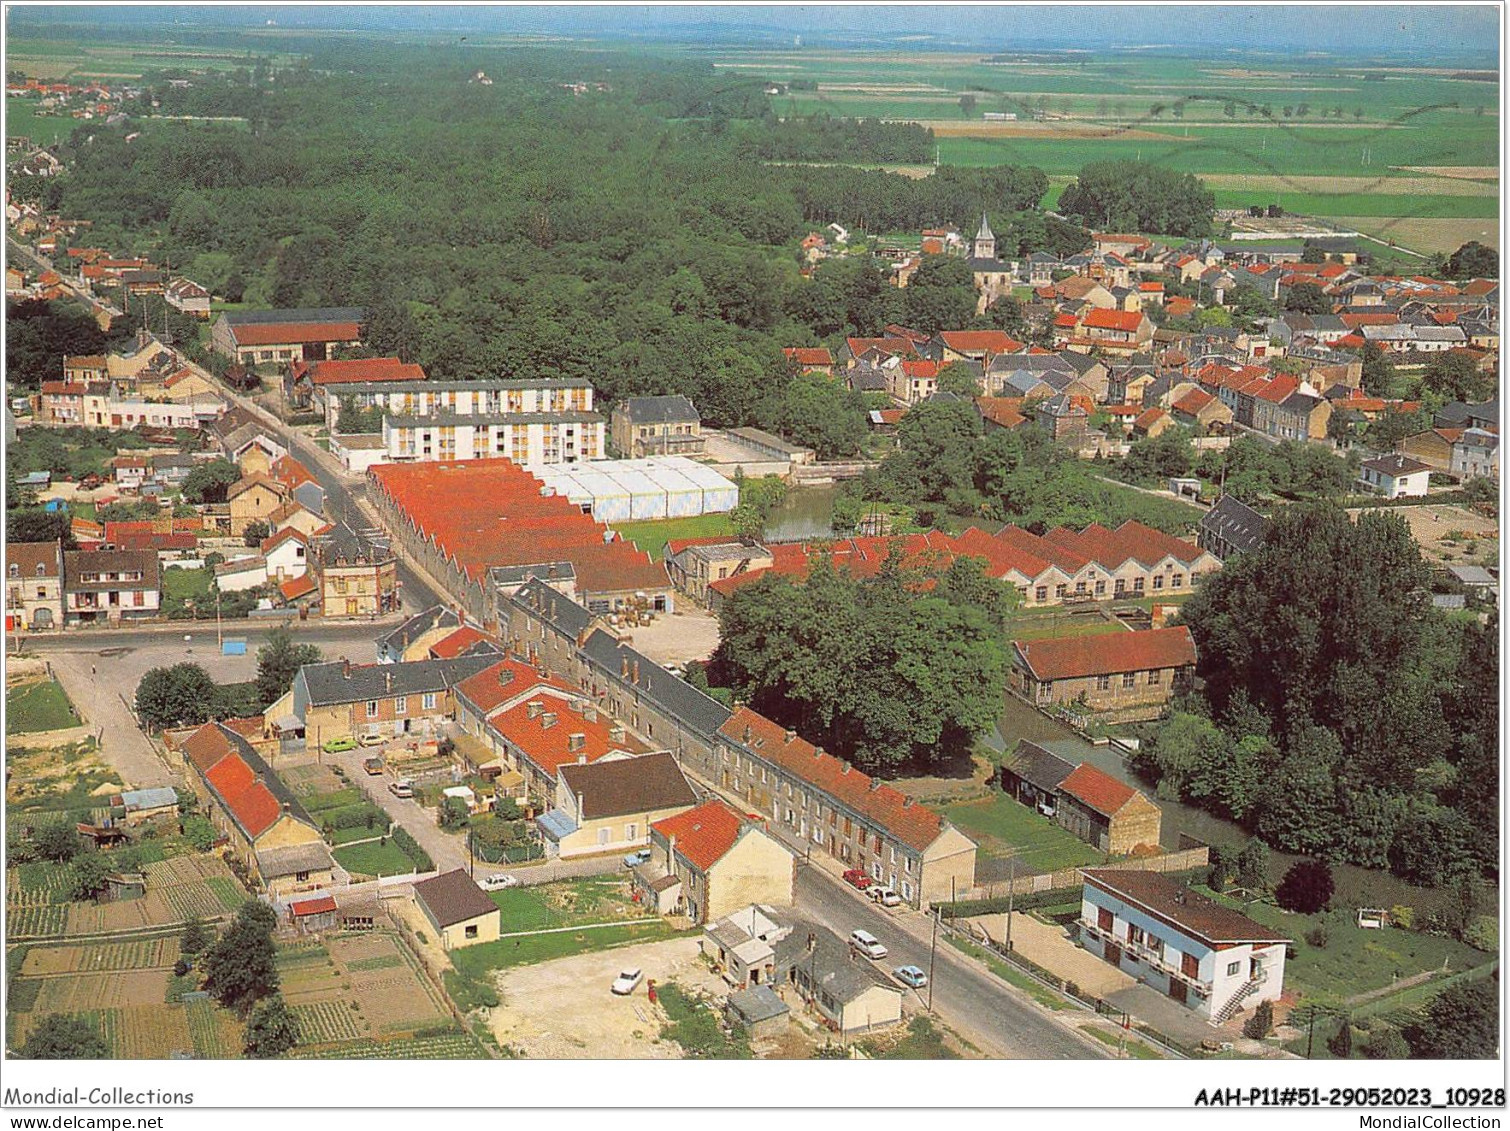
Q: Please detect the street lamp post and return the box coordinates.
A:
[926,905,939,1013]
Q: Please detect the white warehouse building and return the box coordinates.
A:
[529,456,739,523]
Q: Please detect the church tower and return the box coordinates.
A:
[973,212,996,261]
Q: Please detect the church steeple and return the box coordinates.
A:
[973,212,996,261]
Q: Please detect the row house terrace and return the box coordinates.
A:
[496,581,975,908]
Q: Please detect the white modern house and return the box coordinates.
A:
[1358,453,1432,499]
[1078,869,1289,1024]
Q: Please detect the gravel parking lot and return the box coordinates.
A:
[486,936,724,1058]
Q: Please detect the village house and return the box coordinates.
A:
[610,395,704,458]
[1198,495,1269,561]
[211,307,365,366]
[276,654,496,753]
[5,541,65,631]
[285,355,427,413]
[1358,453,1432,498]
[633,799,795,924]
[782,347,835,377]
[260,527,311,582]
[1451,428,1499,481]
[312,531,399,618]
[164,277,211,318]
[181,721,334,898]
[1132,406,1174,439]
[1398,426,1464,473]
[226,474,290,537]
[1079,868,1289,1022]
[1036,393,1090,441]
[1169,388,1232,432]
[999,740,1075,818]
[62,548,160,624]
[1009,625,1197,723]
[412,869,501,950]
[665,537,775,605]
[1054,763,1163,855]
[453,657,650,806]
[1079,308,1155,351]
[541,751,698,859]
[36,381,85,425]
[377,604,463,664]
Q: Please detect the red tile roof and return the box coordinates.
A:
[1054,313,1080,329]
[902,359,941,379]
[938,329,1023,355]
[975,396,1027,430]
[1171,388,1215,416]
[488,694,647,779]
[783,347,834,368]
[269,455,317,492]
[429,626,496,659]
[228,321,362,347]
[1058,763,1139,816]
[1133,407,1168,431]
[651,799,745,871]
[845,336,917,360]
[280,573,318,601]
[453,658,572,717]
[1084,309,1146,333]
[708,533,957,598]
[1014,625,1196,681]
[260,526,309,555]
[297,357,425,385]
[204,744,282,839]
[1042,521,1206,570]
[290,895,337,917]
[183,721,238,775]
[368,460,670,598]
[718,708,946,852]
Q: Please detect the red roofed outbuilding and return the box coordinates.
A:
[1011,626,1197,722]
[1055,764,1163,855]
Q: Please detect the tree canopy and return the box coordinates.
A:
[255,627,322,708]
[1057,160,1215,237]
[1443,240,1498,280]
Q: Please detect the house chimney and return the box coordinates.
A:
[840,763,851,775]
[632,659,640,684]
[901,796,913,808]
[783,729,796,744]
[868,778,881,792]
[577,753,587,765]
[385,671,393,693]
[342,658,351,678]
[621,656,630,679]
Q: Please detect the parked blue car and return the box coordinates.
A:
[623,848,652,868]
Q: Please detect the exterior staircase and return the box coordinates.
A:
[1212,978,1262,1024]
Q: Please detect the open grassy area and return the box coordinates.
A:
[161,567,214,615]
[6,680,81,735]
[613,513,736,561]
[940,794,1103,874]
[332,839,419,879]
[1008,615,1130,643]
[1194,886,1491,1004]
[657,981,752,1059]
[449,920,683,977]
[489,878,643,931]
[861,1015,961,1059]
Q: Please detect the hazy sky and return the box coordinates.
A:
[12,4,1502,60]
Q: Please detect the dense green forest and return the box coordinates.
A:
[23,46,1065,433]
[1136,505,1498,884]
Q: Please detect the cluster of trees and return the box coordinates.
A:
[1057,160,1216,238]
[1441,240,1497,280]
[204,901,299,1057]
[735,115,934,164]
[709,553,1013,773]
[843,397,1205,536]
[1135,504,1497,884]
[5,298,117,389]
[1187,436,1359,502]
[135,631,317,729]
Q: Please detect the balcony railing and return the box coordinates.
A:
[1080,919,1211,993]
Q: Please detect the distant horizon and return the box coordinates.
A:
[6,4,1502,64]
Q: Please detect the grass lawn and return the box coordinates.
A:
[1083,1025,1162,1059]
[1009,616,1130,643]
[613,513,735,561]
[941,794,1104,874]
[6,680,81,735]
[333,839,419,878]
[450,920,683,977]
[161,567,214,611]
[944,935,1066,1011]
[488,878,640,931]
[1194,886,1491,1003]
[657,982,752,1059]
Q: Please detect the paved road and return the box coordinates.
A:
[18,619,395,660]
[791,865,1105,1060]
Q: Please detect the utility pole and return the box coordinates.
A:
[1306,1009,1316,1059]
[216,588,223,649]
[926,905,939,1012]
[1005,853,1017,953]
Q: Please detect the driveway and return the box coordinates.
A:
[45,648,178,789]
[323,747,469,873]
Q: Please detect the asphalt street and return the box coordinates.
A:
[791,865,1106,1060]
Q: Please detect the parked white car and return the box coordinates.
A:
[611,968,644,995]
[869,886,901,907]
[849,929,888,960]
[481,874,520,891]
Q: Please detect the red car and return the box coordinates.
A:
[842,868,873,891]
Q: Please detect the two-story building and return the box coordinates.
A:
[1358,453,1431,499]
[278,655,496,752]
[664,538,775,605]
[1010,626,1197,723]
[313,531,399,618]
[1078,868,1289,1022]
[541,751,698,859]
[211,307,365,366]
[6,541,65,631]
[634,799,795,924]
[1197,495,1269,561]
[62,548,160,624]
[610,395,705,458]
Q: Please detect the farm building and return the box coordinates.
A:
[412,869,500,949]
